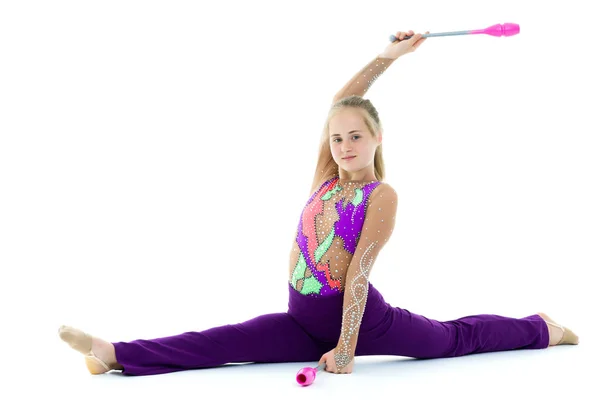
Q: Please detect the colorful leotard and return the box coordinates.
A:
[289,175,392,296]
[288,174,398,370]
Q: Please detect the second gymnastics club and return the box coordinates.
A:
[388,23,520,42]
[296,363,326,386]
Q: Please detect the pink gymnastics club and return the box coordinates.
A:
[389,23,520,42]
[296,364,325,386]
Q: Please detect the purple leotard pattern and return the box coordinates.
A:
[292,176,382,296]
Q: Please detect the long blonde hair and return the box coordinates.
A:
[310,95,386,192]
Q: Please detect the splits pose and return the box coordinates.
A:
[59,29,578,376]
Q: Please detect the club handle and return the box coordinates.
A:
[389,30,470,42]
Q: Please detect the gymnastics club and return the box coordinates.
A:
[296,363,326,386]
[388,22,520,42]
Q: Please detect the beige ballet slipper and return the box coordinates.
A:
[58,325,111,374]
[536,312,579,346]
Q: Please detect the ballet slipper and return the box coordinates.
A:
[58,325,112,374]
[536,313,579,346]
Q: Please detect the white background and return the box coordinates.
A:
[1,0,598,398]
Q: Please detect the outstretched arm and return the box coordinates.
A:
[332,30,428,102]
[333,184,398,372]
[332,56,395,102]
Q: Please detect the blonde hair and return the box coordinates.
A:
[311,95,386,192]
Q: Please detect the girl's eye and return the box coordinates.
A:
[334,135,360,143]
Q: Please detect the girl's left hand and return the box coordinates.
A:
[318,348,354,374]
[379,30,429,60]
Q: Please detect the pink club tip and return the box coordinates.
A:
[502,23,520,36]
[476,23,520,37]
[296,367,317,386]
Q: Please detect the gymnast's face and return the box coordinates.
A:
[329,108,382,176]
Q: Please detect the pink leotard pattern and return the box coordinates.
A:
[290,176,383,296]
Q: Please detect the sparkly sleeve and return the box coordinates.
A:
[334,184,398,371]
[333,56,395,101]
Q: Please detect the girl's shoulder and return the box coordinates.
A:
[366,182,397,206]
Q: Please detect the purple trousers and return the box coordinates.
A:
[112,283,549,376]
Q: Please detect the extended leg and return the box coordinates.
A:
[440,312,549,357]
[112,312,322,376]
[355,306,549,359]
[347,284,548,359]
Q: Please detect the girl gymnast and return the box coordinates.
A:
[59,29,578,376]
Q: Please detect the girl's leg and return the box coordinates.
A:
[112,312,322,376]
[354,286,550,359]
[440,312,550,357]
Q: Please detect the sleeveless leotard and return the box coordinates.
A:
[289,176,396,296]
[288,175,392,297]
[288,174,398,368]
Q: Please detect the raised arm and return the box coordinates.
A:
[332,56,395,102]
[334,184,398,371]
[332,30,427,103]
[313,55,396,196]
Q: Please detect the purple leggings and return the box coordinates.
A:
[112,283,549,376]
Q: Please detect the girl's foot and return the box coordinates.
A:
[58,325,123,374]
[536,312,579,346]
